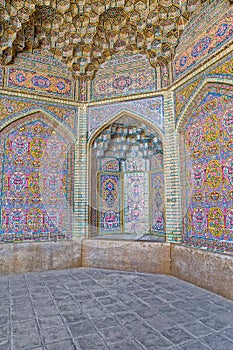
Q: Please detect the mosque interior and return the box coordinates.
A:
[0,0,233,301]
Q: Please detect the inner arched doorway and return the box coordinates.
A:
[89,114,165,240]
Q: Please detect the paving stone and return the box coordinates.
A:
[12,319,38,334]
[105,302,130,313]
[57,304,80,315]
[0,337,10,350]
[145,314,176,332]
[172,300,194,310]
[38,315,64,330]
[68,321,96,338]
[30,291,49,300]
[45,339,77,350]
[31,298,54,306]
[220,327,233,341]
[182,321,215,338]
[108,338,144,349]
[93,290,111,298]
[115,311,140,325]
[184,307,211,319]
[80,299,101,309]
[134,305,156,318]
[0,324,10,338]
[12,295,29,304]
[165,310,196,325]
[84,306,108,319]
[12,304,34,313]
[53,296,75,307]
[100,325,129,343]
[200,316,231,331]
[11,311,35,323]
[35,306,58,318]
[98,296,119,306]
[161,326,195,345]
[12,330,42,350]
[41,326,70,345]
[154,303,176,314]
[211,309,233,325]
[125,321,158,342]
[62,312,87,324]
[201,333,233,350]
[76,333,107,349]
[93,316,119,330]
[138,333,173,349]
[178,340,212,350]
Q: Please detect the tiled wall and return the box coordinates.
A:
[0,3,232,245]
[174,1,233,79]
[178,81,233,252]
[91,54,157,101]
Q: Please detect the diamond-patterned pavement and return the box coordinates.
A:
[0,268,233,350]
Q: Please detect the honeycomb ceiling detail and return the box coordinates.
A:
[0,0,212,79]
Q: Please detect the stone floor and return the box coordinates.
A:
[0,268,233,350]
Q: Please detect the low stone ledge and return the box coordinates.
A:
[0,239,82,275]
[171,244,233,300]
[82,239,171,274]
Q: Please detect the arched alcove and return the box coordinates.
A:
[88,113,165,240]
[0,112,75,242]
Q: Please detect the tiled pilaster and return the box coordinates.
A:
[73,105,88,237]
[163,91,182,242]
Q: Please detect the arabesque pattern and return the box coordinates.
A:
[0,116,74,241]
[180,84,233,252]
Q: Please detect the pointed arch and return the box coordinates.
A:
[88,109,164,150]
[0,106,76,143]
[88,110,165,239]
[0,109,75,242]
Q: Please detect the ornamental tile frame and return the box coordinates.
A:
[6,67,74,99]
[87,96,164,138]
[174,1,233,80]
[163,90,182,242]
[0,67,3,87]
[3,51,75,99]
[0,93,79,135]
[174,52,233,125]
[91,54,157,101]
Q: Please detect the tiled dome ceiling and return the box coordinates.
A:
[0,0,212,79]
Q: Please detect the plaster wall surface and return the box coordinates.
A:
[82,239,171,275]
[0,239,82,275]
[171,245,233,300]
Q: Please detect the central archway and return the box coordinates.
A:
[88,113,165,240]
